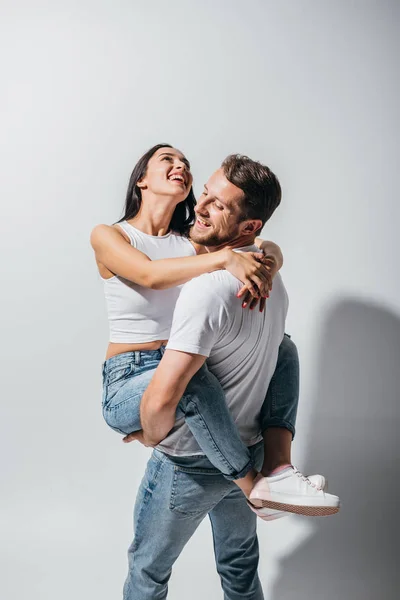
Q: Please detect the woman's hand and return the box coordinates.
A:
[223,249,273,305]
[236,255,279,312]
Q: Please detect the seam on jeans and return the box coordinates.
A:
[102,393,141,413]
[185,399,245,478]
[103,371,135,408]
[132,456,165,552]
[269,368,298,420]
[169,470,230,516]
[262,418,296,437]
[104,422,126,435]
[172,465,221,475]
[105,363,134,386]
[270,387,277,416]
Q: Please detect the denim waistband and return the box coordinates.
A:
[102,346,166,372]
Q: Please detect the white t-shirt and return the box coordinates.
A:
[157,246,289,456]
[103,222,196,343]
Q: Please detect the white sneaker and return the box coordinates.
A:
[248,474,327,521]
[249,467,340,517]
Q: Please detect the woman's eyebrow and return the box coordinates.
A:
[159,152,190,169]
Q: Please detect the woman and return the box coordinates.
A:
[91,143,297,503]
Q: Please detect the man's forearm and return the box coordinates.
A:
[140,378,186,445]
[138,350,207,446]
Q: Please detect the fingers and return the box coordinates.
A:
[237,285,247,298]
[241,289,269,309]
[241,290,252,307]
[242,283,258,298]
[251,265,273,292]
[248,296,260,310]
[250,275,271,298]
[250,254,276,280]
[251,253,276,272]
[123,431,142,443]
[251,252,265,261]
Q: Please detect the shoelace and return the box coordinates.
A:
[292,467,322,491]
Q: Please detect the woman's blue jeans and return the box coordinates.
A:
[102,334,299,480]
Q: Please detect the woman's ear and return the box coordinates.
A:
[136,178,147,190]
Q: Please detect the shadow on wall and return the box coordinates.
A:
[272,298,400,600]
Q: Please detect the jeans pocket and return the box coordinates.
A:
[169,466,229,517]
[102,363,134,410]
[106,363,134,386]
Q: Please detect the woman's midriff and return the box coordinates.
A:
[105,340,169,360]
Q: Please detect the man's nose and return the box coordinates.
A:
[196,197,209,214]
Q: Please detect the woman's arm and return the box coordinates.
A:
[235,238,284,311]
[90,224,271,295]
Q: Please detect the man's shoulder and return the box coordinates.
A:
[181,270,240,300]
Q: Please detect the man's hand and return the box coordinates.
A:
[122,430,156,447]
[133,350,207,446]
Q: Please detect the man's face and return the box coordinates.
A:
[190,169,247,246]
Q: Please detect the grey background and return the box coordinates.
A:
[1,1,399,598]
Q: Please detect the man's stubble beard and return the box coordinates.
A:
[189,224,240,248]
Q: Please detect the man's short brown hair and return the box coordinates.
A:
[221,154,281,230]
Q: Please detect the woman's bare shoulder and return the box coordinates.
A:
[91,223,130,244]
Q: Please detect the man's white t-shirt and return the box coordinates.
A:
[156,246,289,457]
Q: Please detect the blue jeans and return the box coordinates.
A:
[123,443,265,600]
[102,334,299,480]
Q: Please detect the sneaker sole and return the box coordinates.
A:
[250,499,340,516]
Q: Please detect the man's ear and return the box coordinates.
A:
[241,219,263,235]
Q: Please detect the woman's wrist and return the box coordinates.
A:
[217,248,232,271]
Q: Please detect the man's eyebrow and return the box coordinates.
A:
[203,184,226,205]
[159,152,190,169]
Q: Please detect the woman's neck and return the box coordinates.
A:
[128,195,177,236]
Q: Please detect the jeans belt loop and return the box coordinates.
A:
[134,350,141,365]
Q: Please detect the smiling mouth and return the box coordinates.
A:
[168,174,186,186]
[196,217,211,229]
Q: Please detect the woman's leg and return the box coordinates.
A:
[176,363,257,493]
[259,333,299,475]
[102,349,255,487]
[250,335,340,515]
[102,351,157,435]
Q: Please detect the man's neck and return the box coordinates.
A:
[206,234,257,253]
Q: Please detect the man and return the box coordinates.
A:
[123,155,339,599]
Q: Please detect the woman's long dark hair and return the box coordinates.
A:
[118,143,196,236]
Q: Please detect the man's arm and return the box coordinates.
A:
[254,238,284,270]
[123,276,226,446]
[135,350,207,446]
[236,238,283,311]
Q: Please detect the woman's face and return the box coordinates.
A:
[138,147,193,203]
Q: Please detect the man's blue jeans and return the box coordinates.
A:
[102,334,299,481]
[123,443,265,600]
[104,335,300,599]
